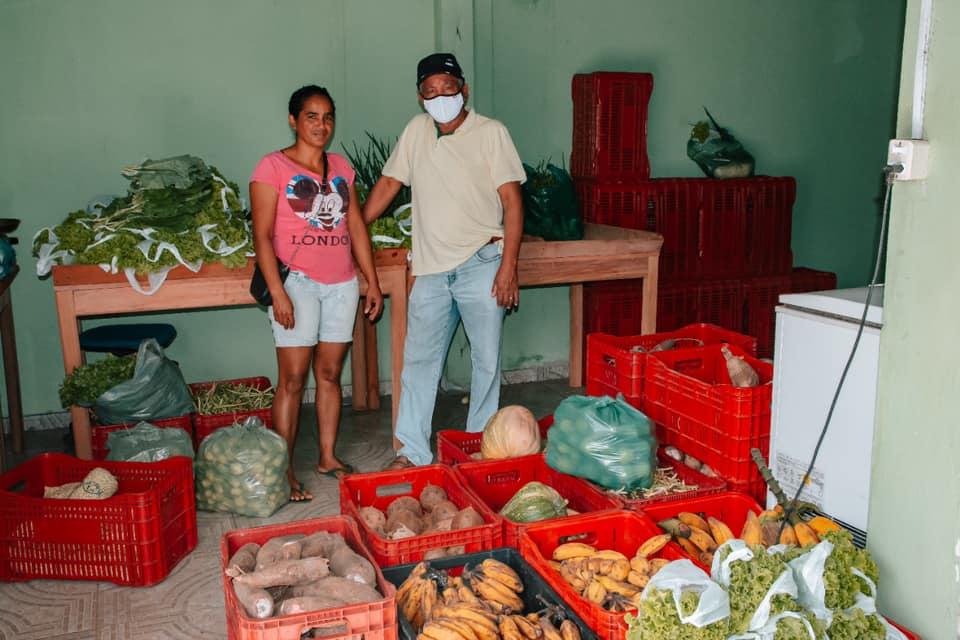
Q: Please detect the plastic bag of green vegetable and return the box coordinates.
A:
[105,421,194,462]
[499,481,568,523]
[521,162,584,241]
[194,416,290,517]
[627,559,730,640]
[545,395,656,491]
[687,108,755,179]
[93,339,195,425]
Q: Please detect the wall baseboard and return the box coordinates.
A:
[17,361,569,432]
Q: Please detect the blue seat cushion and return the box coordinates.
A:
[79,323,177,354]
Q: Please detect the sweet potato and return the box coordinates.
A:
[386,509,424,537]
[419,484,448,511]
[329,544,376,586]
[300,531,345,558]
[225,542,260,578]
[290,576,382,603]
[256,534,306,571]
[451,506,484,530]
[358,506,387,534]
[431,500,458,524]
[233,581,274,619]
[386,496,422,519]
[234,556,330,589]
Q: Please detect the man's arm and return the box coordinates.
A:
[362,175,404,224]
[491,181,523,308]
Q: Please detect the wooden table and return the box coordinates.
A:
[0,266,24,471]
[353,223,663,407]
[52,252,409,460]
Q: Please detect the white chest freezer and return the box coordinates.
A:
[768,286,883,545]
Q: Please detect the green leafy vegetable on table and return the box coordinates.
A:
[343,133,412,251]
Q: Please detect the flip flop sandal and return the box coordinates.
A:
[289,482,313,502]
[318,463,354,478]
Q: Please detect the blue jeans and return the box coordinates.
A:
[395,243,505,465]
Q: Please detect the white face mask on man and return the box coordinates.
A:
[423,92,464,124]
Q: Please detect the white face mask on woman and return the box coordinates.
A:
[423,92,464,124]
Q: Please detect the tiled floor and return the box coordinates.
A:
[0,380,578,640]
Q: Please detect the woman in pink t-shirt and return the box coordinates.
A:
[250,85,382,501]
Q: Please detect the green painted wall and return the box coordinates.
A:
[870,1,960,636]
[1,0,904,413]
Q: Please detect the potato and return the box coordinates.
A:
[329,544,376,586]
[234,556,330,589]
[386,496,423,519]
[358,506,387,534]
[300,531,344,559]
[291,576,381,603]
[451,507,484,530]
[423,517,454,534]
[225,542,260,578]
[386,509,424,537]
[419,484,448,512]
[431,500,458,524]
[390,524,417,540]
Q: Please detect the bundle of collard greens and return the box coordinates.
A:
[782,530,879,611]
[627,590,729,640]
[826,608,886,640]
[33,155,251,279]
[718,545,801,634]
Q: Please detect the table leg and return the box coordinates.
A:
[641,255,659,334]
[0,289,23,454]
[389,270,410,451]
[55,290,92,459]
[351,309,369,411]
[363,317,380,410]
[569,283,584,387]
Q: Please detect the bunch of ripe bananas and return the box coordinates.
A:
[398,559,581,640]
[657,508,842,564]
[547,536,673,613]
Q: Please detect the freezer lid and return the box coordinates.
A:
[778,285,884,325]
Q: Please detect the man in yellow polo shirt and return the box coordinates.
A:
[363,52,526,469]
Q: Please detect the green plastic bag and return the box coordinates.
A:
[105,421,193,462]
[546,395,657,491]
[194,417,290,517]
[93,339,195,425]
[521,163,584,241]
[687,108,755,179]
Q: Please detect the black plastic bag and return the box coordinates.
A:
[687,108,755,179]
[521,163,584,241]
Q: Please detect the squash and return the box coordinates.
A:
[499,482,568,523]
[480,405,540,459]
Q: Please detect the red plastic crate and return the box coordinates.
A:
[436,416,553,465]
[0,453,196,586]
[92,414,194,460]
[339,465,501,566]
[696,280,743,334]
[888,620,920,639]
[790,266,838,293]
[454,454,623,548]
[519,511,689,640]
[744,177,795,276]
[699,179,748,279]
[584,280,700,337]
[585,325,756,406]
[645,345,772,502]
[221,516,396,640]
[618,451,727,511]
[190,376,274,447]
[640,491,763,563]
[725,477,769,505]
[571,72,654,180]
[743,275,792,359]
[575,179,700,280]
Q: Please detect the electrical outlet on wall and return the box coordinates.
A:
[887,139,930,180]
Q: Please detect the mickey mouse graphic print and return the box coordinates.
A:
[250,150,357,284]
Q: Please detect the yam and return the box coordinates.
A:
[234,556,330,589]
[431,500,458,524]
[446,545,466,557]
[256,534,306,570]
[291,576,382,603]
[359,505,387,530]
[451,507,484,530]
[279,595,345,615]
[233,581,274,619]
[329,544,377,586]
[386,496,422,519]
[424,548,447,560]
[419,484,448,512]
[301,531,345,558]
[225,542,260,578]
[386,509,424,537]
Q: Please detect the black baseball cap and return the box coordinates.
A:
[416,53,464,87]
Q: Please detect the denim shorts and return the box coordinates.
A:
[268,271,359,347]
